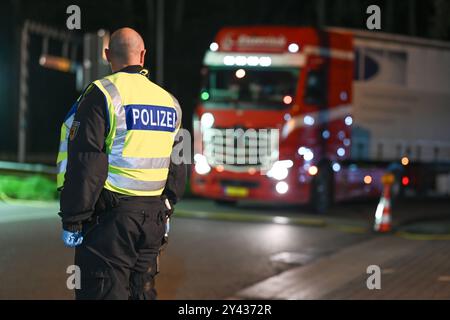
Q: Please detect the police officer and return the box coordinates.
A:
[56,27,186,300]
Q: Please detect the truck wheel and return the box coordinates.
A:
[214,199,237,206]
[310,165,333,214]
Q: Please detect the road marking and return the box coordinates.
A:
[395,231,450,241]
[270,252,315,265]
[0,210,57,223]
[0,200,58,223]
[0,195,58,208]
[175,209,327,228]
[381,268,395,275]
[330,224,369,234]
[175,209,376,234]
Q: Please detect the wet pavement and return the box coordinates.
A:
[0,197,448,299]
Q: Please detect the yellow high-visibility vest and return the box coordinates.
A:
[56,69,182,196]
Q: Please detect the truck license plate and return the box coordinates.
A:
[224,186,249,198]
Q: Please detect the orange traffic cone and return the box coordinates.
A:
[374,174,394,233]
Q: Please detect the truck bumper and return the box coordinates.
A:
[191,169,311,204]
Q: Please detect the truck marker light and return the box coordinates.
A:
[277,160,293,168]
[332,163,341,172]
[200,91,210,101]
[337,147,346,157]
[222,55,272,67]
[223,55,235,66]
[259,56,272,67]
[247,56,259,66]
[235,68,246,78]
[298,146,307,155]
[248,167,256,175]
[401,157,409,166]
[343,138,351,146]
[275,181,289,194]
[308,165,318,176]
[322,130,330,139]
[345,116,353,126]
[283,95,293,104]
[209,42,219,52]
[235,56,247,66]
[364,175,372,184]
[288,43,299,53]
[303,149,314,161]
[216,165,224,172]
[304,115,315,126]
[284,113,291,121]
[340,91,348,101]
[402,176,410,186]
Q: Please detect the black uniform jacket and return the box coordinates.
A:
[59,65,186,229]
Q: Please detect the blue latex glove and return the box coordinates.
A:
[62,230,84,247]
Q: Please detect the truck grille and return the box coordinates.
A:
[203,127,277,170]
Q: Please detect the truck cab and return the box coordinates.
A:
[191,27,356,212]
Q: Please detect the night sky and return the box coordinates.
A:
[0,0,449,163]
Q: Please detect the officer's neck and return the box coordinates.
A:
[111,63,143,73]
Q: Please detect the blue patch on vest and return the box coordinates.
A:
[125,105,177,132]
[64,101,79,121]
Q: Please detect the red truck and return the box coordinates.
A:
[191,26,450,213]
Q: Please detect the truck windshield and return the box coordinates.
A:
[201,67,299,110]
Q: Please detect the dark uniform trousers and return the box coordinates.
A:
[74,196,167,300]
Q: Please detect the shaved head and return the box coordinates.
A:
[105,27,146,71]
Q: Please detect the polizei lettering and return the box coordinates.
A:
[125,104,177,132]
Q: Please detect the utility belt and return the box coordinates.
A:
[93,188,172,224]
[94,188,161,214]
[85,189,171,244]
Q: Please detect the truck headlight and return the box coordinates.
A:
[276,181,289,194]
[194,153,211,175]
[267,160,293,181]
[200,112,215,129]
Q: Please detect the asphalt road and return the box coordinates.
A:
[0,199,373,299]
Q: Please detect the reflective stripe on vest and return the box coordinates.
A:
[107,154,170,169]
[107,173,167,191]
[56,112,75,189]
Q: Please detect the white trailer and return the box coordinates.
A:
[331,28,450,195]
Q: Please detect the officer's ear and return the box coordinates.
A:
[140,49,146,66]
[105,48,111,63]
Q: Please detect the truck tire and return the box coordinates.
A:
[310,165,333,214]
